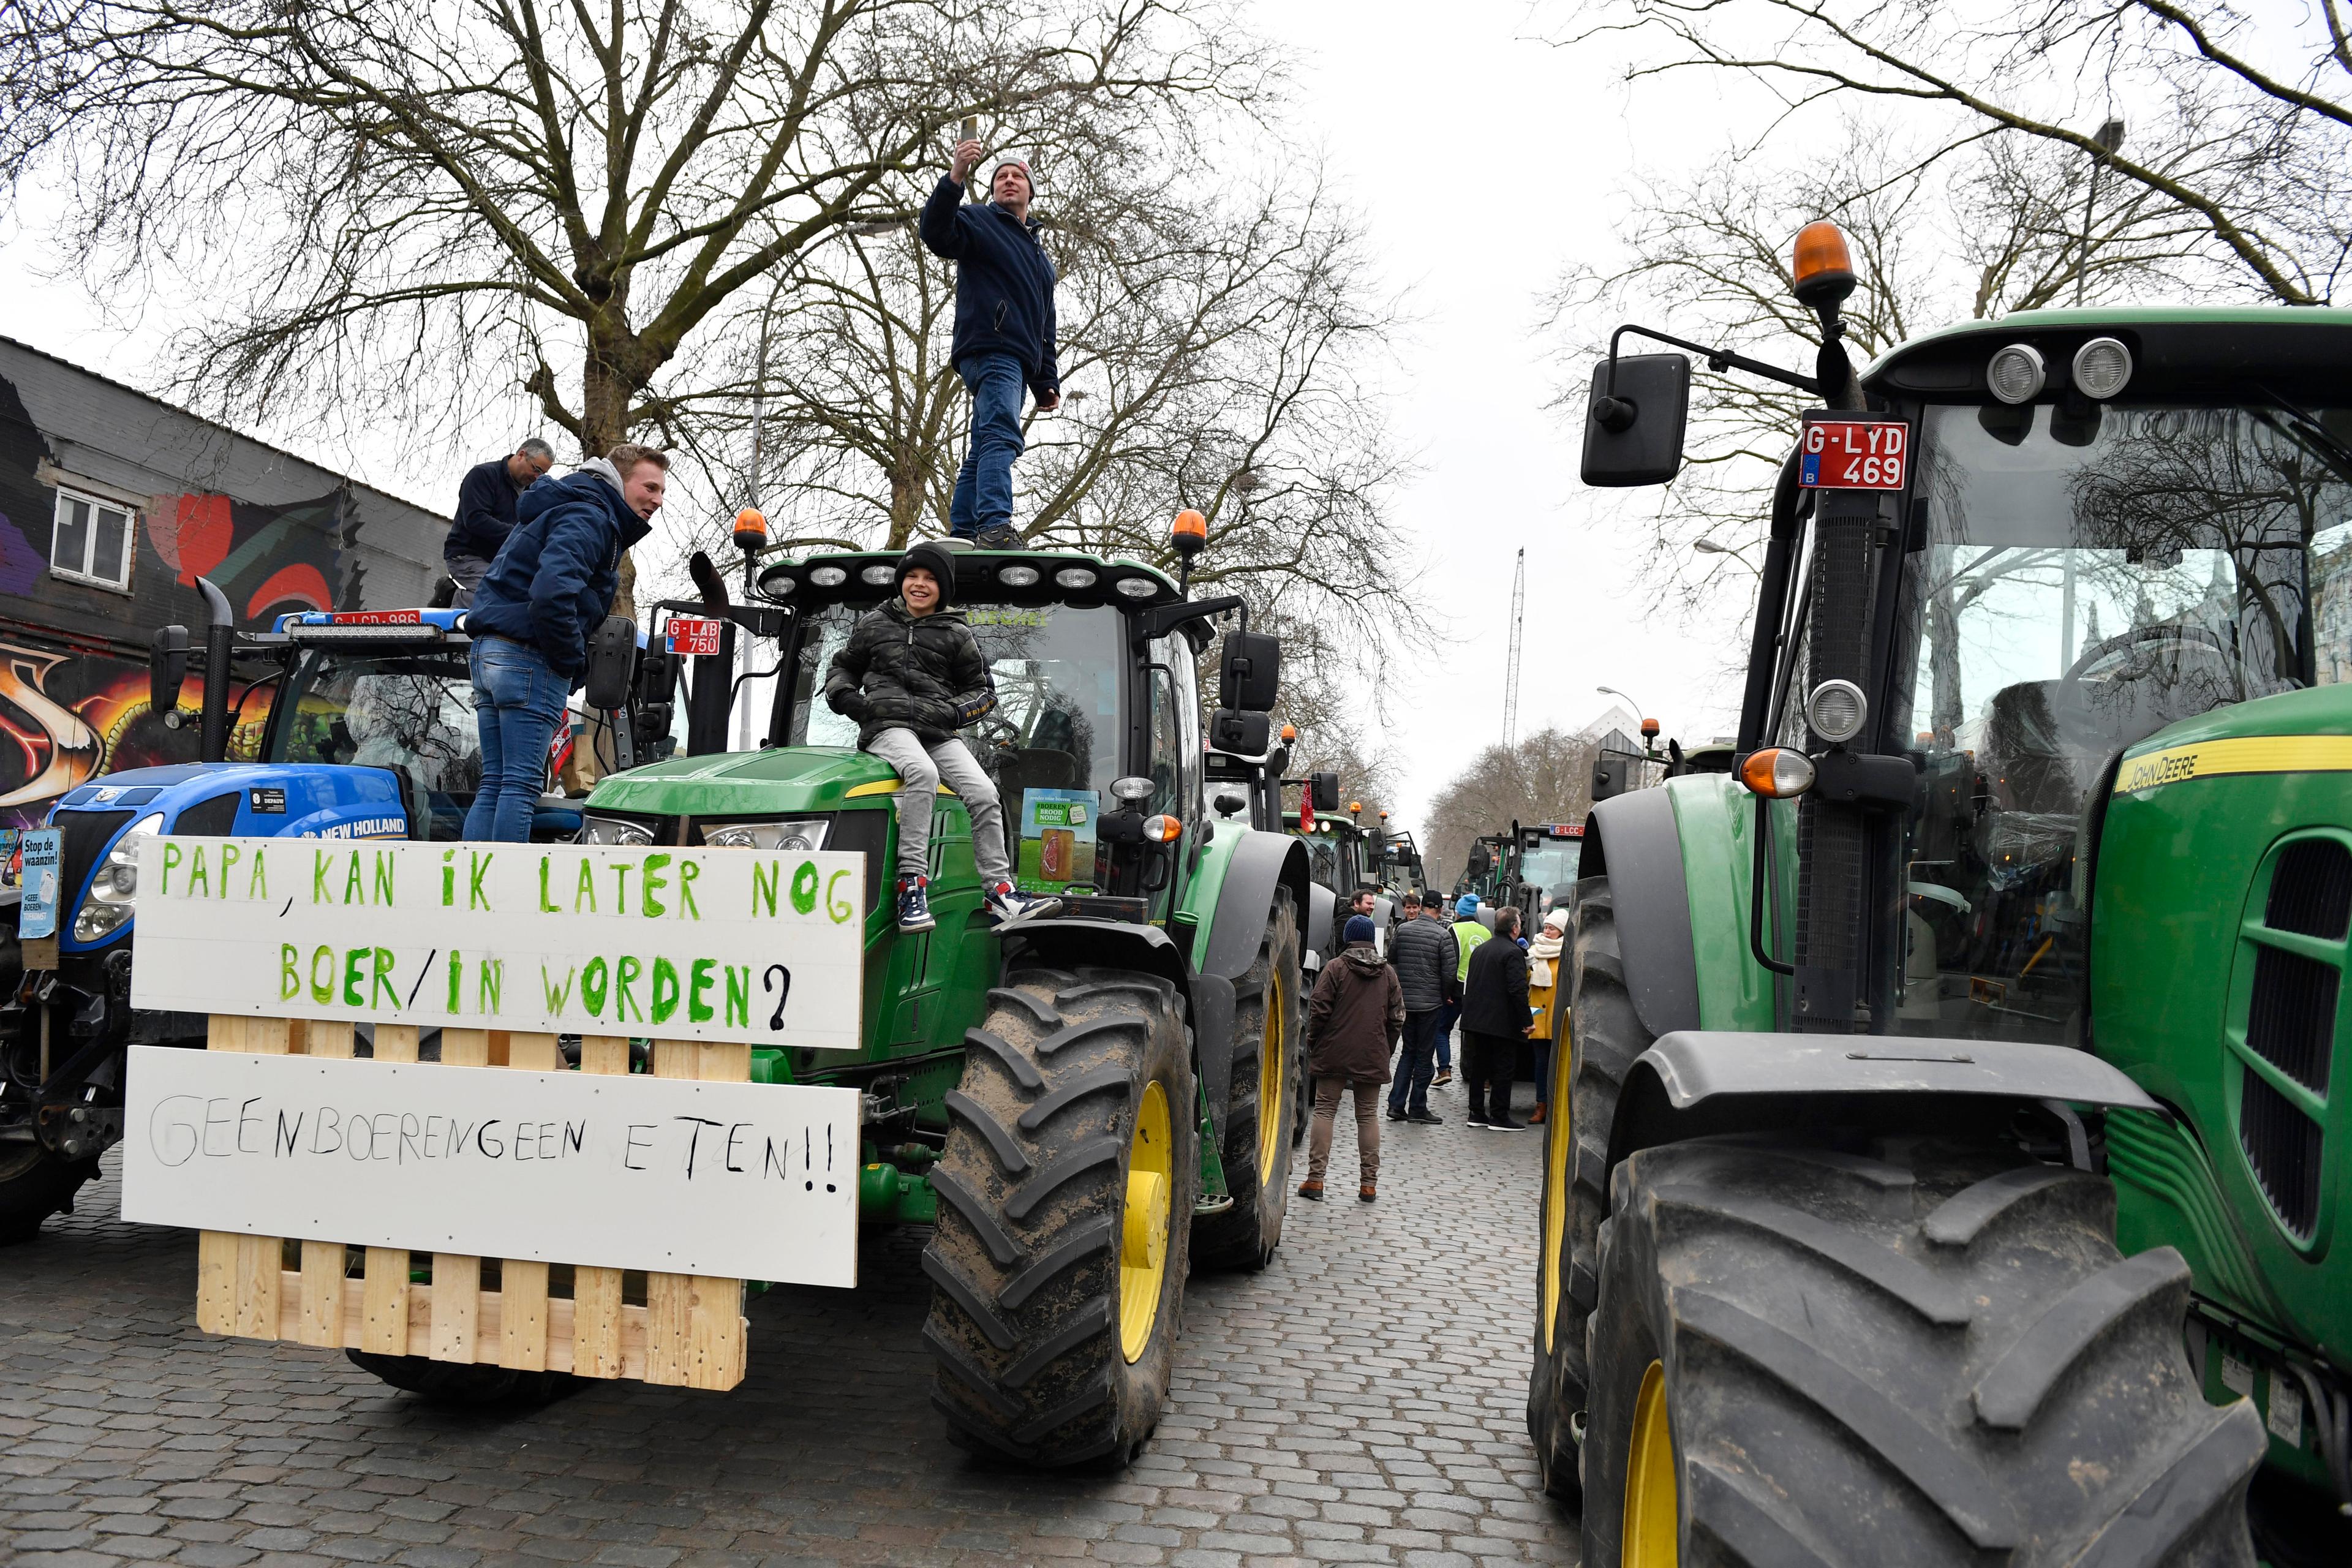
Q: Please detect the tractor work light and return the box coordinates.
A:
[1111,775,1155,802]
[580,815,657,848]
[704,818,830,853]
[2072,337,2133,399]
[1739,748,1816,799]
[996,564,1041,587]
[809,565,848,587]
[1054,567,1098,590]
[1114,575,1157,599]
[860,564,899,586]
[1804,679,1868,744]
[764,574,796,595]
[1987,344,2045,405]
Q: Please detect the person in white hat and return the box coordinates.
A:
[921,138,1062,549]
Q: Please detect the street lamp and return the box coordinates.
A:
[1596,684,1646,722]
[1692,538,1755,557]
[2076,117,2125,306]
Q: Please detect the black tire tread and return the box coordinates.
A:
[1190,893,1302,1272]
[0,1149,97,1245]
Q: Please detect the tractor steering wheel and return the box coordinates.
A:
[2060,622,2241,687]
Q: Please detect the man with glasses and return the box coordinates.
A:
[443,438,556,603]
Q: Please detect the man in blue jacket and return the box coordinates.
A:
[462,444,664,842]
[920,140,1060,547]
[443,438,554,601]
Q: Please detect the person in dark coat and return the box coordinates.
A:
[919,141,1060,546]
[821,539,1047,932]
[1299,915,1405,1203]
[462,444,662,842]
[1385,892,1453,1125]
[444,439,554,600]
[1460,904,1532,1130]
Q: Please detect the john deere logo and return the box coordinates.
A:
[2116,736,2352,795]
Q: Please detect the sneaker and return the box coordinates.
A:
[1465,1111,1491,1129]
[1489,1118,1529,1133]
[895,876,935,932]
[986,881,1061,925]
[1297,1180,1325,1202]
[1432,1070,1453,1087]
[974,523,1023,550]
[1385,1107,1408,1122]
[1408,1110,1444,1125]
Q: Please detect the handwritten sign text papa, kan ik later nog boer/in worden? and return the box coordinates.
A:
[127,838,867,1049]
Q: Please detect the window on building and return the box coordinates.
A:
[51,491,135,590]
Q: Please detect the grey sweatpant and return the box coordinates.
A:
[862,727,1012,884]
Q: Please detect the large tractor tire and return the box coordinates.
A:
[0,1145,97,1245]
[1579,1134,2264,1566]
[925,964,1195,1468]
[1191,892,1303,1272]
[1526,876,1640,1503]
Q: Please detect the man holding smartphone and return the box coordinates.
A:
[919,138,1061,548]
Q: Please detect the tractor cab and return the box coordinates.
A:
[1504,820,1582,923]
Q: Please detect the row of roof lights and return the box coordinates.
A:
[774,560,1160,598]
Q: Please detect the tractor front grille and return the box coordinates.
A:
[2241,1068,2324,1238]
[2266,837,2352,940]
[2245,944,2338,1094]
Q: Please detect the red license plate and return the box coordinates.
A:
[666,616,724,657]
[330,609,422,624]
[1800,417,1909,490]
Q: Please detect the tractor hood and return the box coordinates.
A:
[586,746,903,819]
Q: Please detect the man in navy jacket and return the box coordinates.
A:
[462,444,663,841]
[919,141,1061,546]
[444,439,554,600]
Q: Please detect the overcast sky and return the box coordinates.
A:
[0,0,1765,831]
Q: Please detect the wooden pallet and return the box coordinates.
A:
[190,1016,749,1390]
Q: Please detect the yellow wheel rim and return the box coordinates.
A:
[1256,968,1286,1185]
[1624,1360,1679,1567]
[1118,1080,1172,1363]
[1539,1031,1575,1351]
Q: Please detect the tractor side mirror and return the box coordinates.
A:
[1469,846,1491,876]
[582,615,638,712]
[1310,771,1340,813]
[1581,352,1691,488]
[1218,630,1281,712]
[1209,708,1271,756]
[149,626,190,727]
[1593,754,1633,802]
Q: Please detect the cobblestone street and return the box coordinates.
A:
[2,1080,1575,1568]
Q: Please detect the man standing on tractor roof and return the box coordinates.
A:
[462,443,665,842]
[822,540,1050,932]
[921,138,1060,548]
[443,438,554,603]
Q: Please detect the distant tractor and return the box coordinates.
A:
[1528,224,2352,1561]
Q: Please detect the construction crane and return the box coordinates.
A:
[1502,547,1526,747]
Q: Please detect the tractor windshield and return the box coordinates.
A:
[1891,401,2352,1041]
[1517,842,1578,909]
[791,602,1125,801]
[271,648,484,836]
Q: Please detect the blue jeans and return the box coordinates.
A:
[1389,1009,1441,1116]
[948,353,1027,538]
[464,636,568,842]
[1435,1001,1459,1070]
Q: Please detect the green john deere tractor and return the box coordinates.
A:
[1529,223,2352,1563]
[559,531,1311,1469]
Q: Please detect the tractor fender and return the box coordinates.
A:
[1000,918,1191,1007]
[1577,786,1700,1038]
[1303,883,1336,962]
[1607,1030,2163,1175]
[1190,831,1311,1142]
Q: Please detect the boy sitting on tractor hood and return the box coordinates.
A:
[821,539,1051,932]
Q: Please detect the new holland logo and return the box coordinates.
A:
[2115,736,2352,794]
[308,817,406,840]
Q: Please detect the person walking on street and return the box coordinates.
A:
[1385,892,1452,1125]
[444,440,555,602]
[823,539,1052,932]
[920,140,1060,548]
[1298,914,1404,1204]
[1435,892,1490,1087]
[1526,907,1570,1124]
[1460,905,1531,1130]
[462,445,663,842]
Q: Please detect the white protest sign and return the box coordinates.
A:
[120,1046,861,1285]
[129,838,865,1049]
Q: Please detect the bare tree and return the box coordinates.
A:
[1421,726,1605,896]
[1552,0,2352,303]
[0,0,1264,458]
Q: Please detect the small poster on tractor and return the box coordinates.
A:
[1017,788,1099,892]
